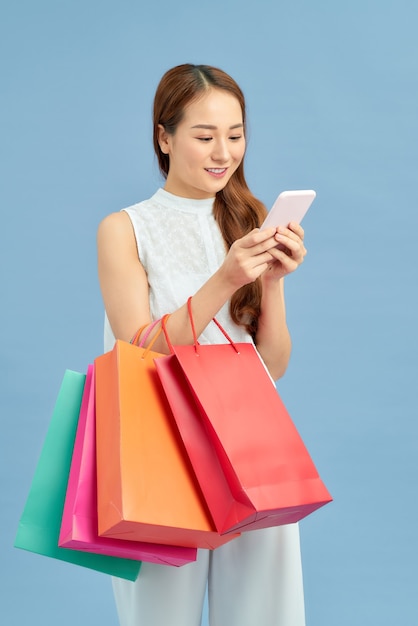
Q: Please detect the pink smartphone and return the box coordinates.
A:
[261,190,316,230]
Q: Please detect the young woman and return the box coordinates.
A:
[97,63,307,626]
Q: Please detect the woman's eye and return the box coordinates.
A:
[230,135,242,141]
[197,137,213,142]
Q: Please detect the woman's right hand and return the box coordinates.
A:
[218,228,279,290]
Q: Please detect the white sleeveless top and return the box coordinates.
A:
[103,188,253,352]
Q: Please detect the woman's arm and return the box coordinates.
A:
[256,277,291,381]
[97,211,281,353]
[254,222,307,381]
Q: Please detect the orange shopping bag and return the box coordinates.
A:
[94,324,238,550]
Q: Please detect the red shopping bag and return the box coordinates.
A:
[94,322,239,549]
[59,364,197,566]
[154,298,332,534]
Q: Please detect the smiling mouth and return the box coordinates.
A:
[205,168,227,177]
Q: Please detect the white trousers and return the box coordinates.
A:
[112,524,305,626]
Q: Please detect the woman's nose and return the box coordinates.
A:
[211,140,229,162]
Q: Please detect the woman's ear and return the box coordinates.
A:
[157,124,170,154]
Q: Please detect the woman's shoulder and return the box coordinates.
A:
[97,193,156,233]
[97,210,132,238]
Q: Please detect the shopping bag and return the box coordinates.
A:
[14,370,141,581]
[154,298,332,534]
[94,326,239,549]
[59,364,196,567]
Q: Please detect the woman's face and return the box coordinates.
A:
[158,88,246,199]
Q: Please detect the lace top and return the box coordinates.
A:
[103,188,252,351]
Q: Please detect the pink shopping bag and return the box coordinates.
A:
[59,364,197,567]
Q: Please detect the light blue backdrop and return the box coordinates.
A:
[1,1,417,624]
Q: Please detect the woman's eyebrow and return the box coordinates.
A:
[190,123,244,130]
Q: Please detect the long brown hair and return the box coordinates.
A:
[153,63,267,337]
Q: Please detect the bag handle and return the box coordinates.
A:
[187,297,239,354]
[131,318,166,357]
[130,320,157,346]
[161,314,174,353]
[161,301,239,354]
[161,305,205,354]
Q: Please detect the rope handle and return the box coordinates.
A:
[161,300,239,354]
[130,320,159,347]
[187,297,239,354]
[161,314,174,354]
[130,318,165,357]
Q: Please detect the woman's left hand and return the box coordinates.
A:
[262,222,307,281]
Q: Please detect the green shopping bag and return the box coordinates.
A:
[14,369,141,581]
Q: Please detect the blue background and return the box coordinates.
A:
[1,1,417,624]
